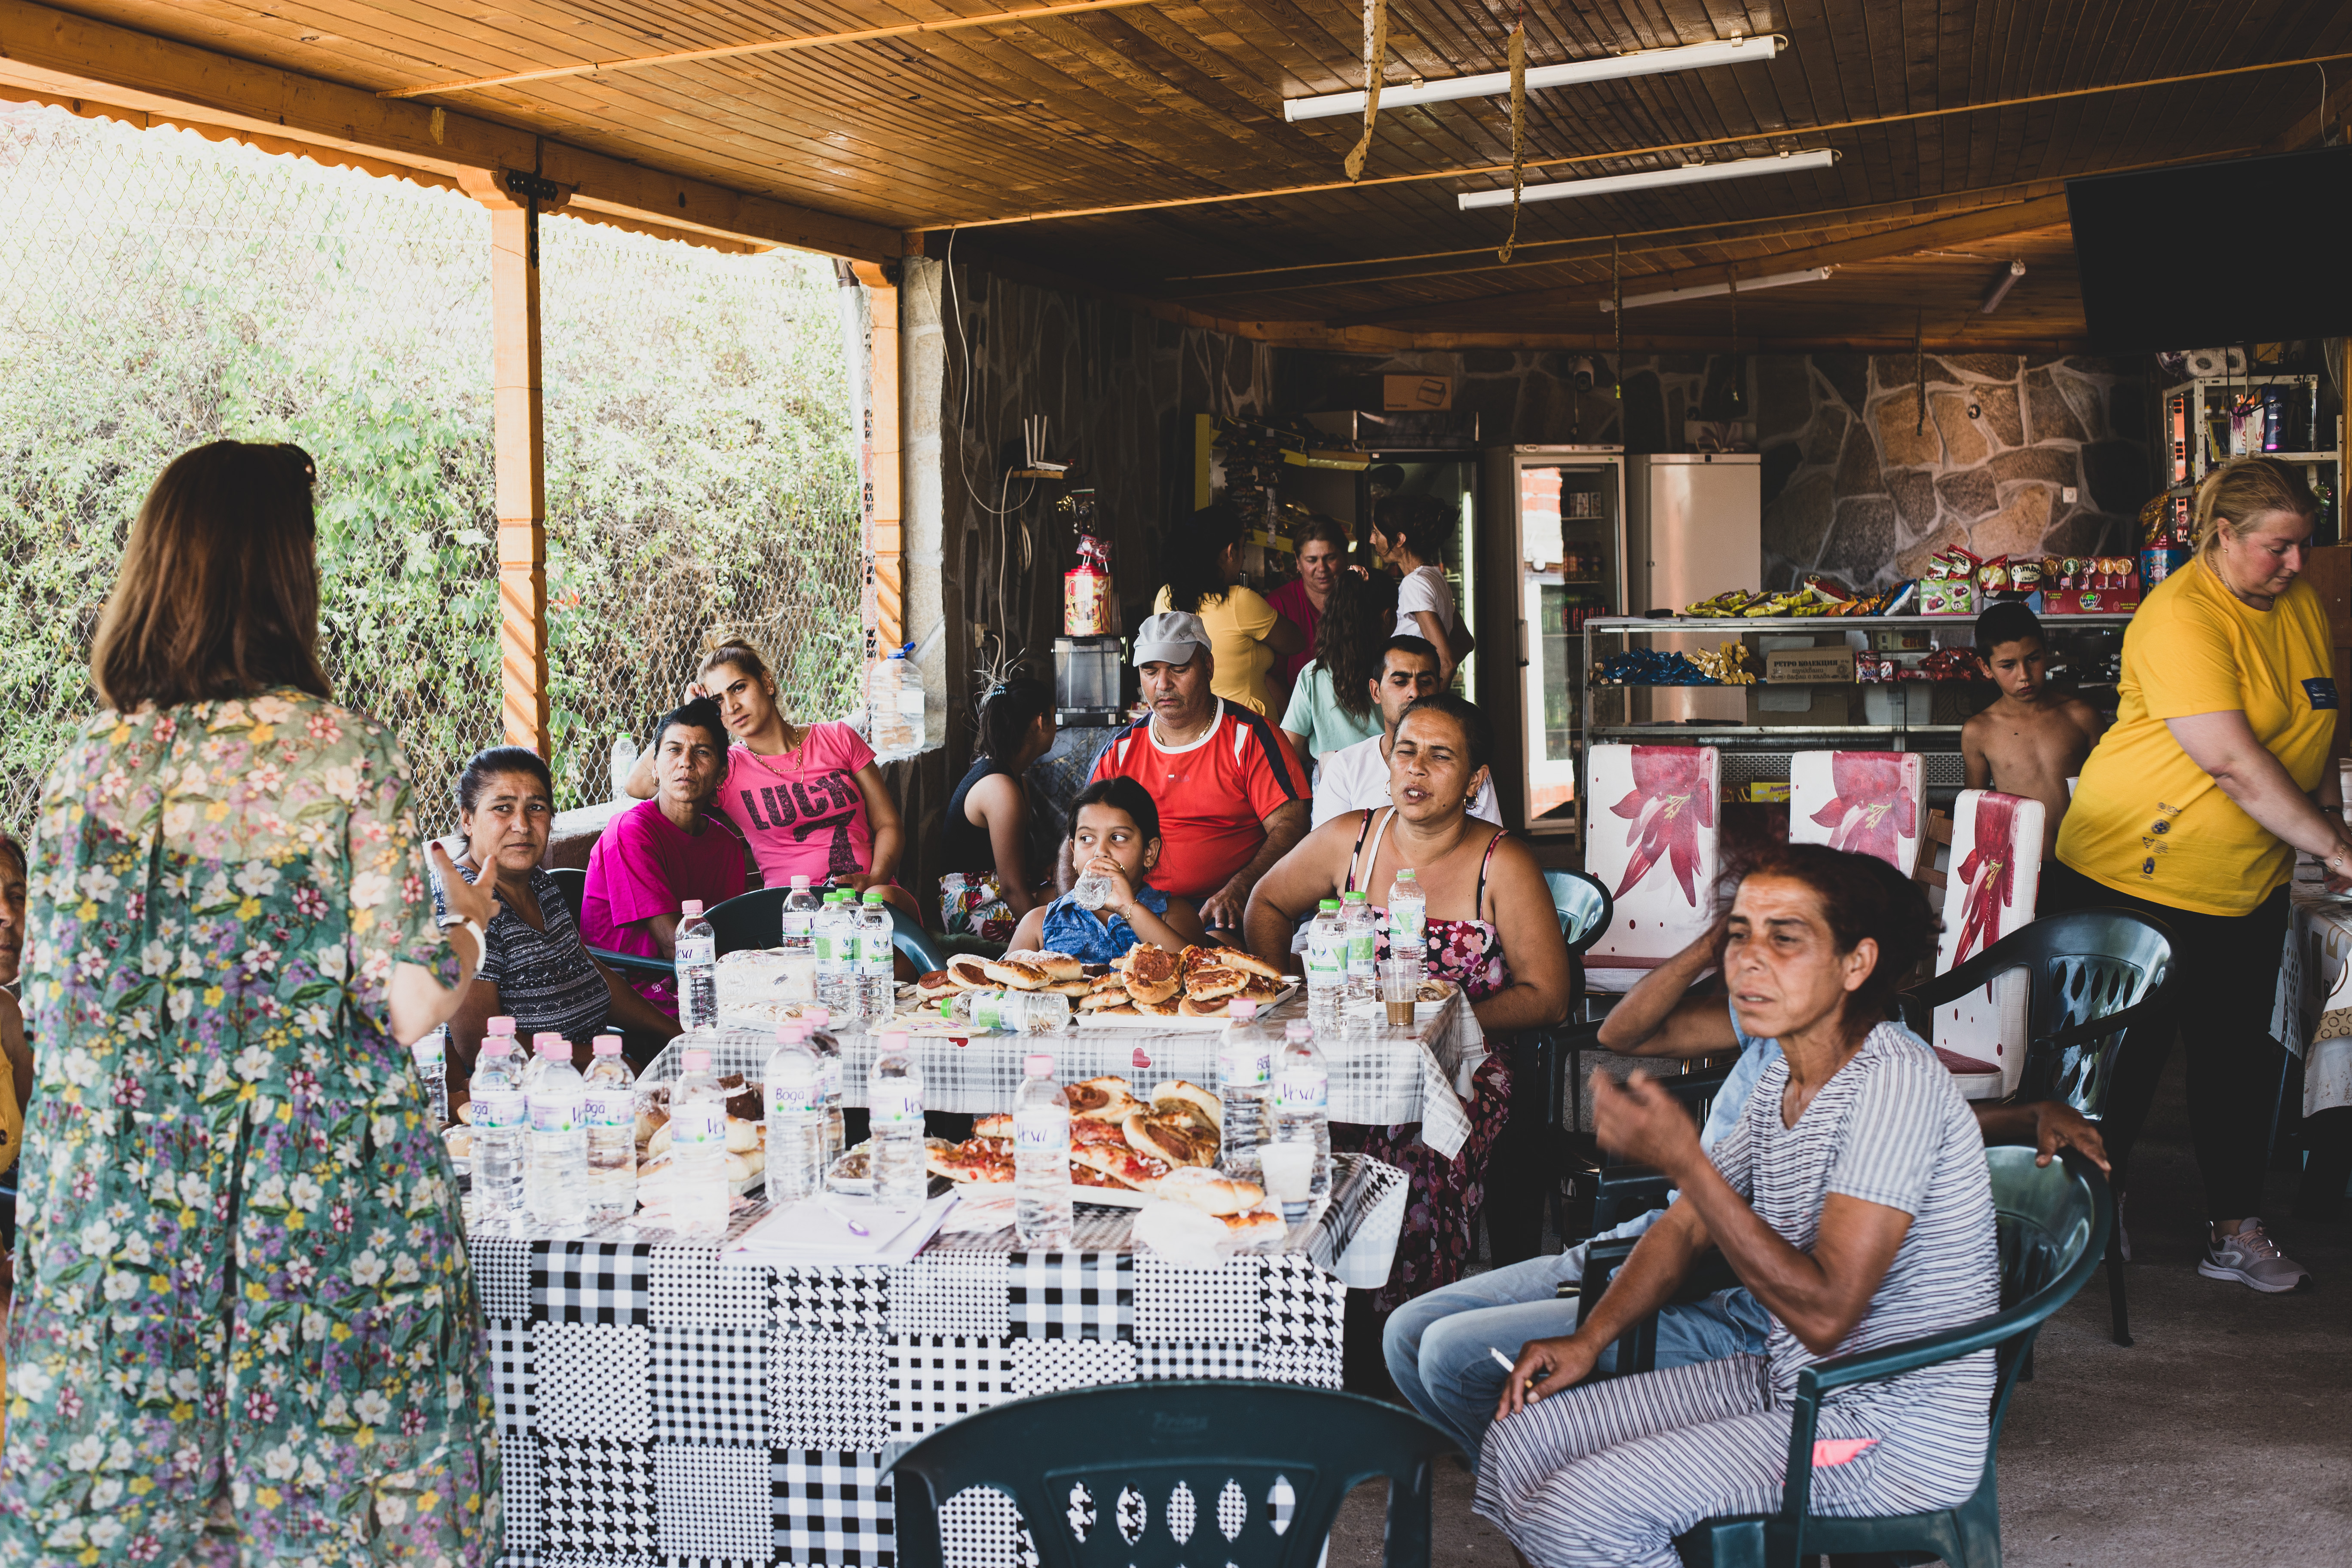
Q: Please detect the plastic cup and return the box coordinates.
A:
[1378,960,1422,1027]
[1259,1142,1314,1223]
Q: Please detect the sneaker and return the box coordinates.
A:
[2198,1220,2312,1293]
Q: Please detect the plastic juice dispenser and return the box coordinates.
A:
[1063,533,1113,635]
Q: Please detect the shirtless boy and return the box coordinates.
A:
[1961,600,2105,854]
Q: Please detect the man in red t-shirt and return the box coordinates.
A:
[1081,612,1309,929]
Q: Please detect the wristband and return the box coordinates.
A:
[450,917,487,968]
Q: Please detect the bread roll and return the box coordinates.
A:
[1177,995,1231,1018]
[914,969,960,1002]
[1133,995,1183,1017]
[1035,952,1085,982]
[1122,946,1181,1004]
[725,1116,761,1154]
[1221,1208,1287,1241]
[1215,948,1288,983]
[1151,1080,1220,1124]
[983,958,1050,990]
[1182,966,1245,1001]
[1154,1165,1265,1216]
[946,953,996,990]
[645,1121,674,1158]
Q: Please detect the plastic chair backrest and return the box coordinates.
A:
[887,1380,1457,1568]
[1581,744,1719,984]
[891,903,948,973]
[1902,907,2175,1125]
[1788,750,1925,874]
[1928,789,2047,1098]
[704,886,787,956]
[1541,869,1614,956]
[544,866,588,926]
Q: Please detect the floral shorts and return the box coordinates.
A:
[939,872,1014,943]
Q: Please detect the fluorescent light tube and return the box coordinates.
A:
[1598,266,1831,312]
[1285,35,1782,121]
[1460,147,1836,210]
[1979,259,2027,314]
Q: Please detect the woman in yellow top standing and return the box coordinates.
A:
[1155,500,1304,717]
[2050,456,2351,1294]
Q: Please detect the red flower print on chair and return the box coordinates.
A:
[1805,751,1920,870]
[1949,790,2021,967]
[1609,745,1716,904]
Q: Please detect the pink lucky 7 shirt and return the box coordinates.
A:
[723,723,878,886]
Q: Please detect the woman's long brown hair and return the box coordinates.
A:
[90,441,331,711]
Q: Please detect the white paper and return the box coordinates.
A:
[726,1190,957,1266]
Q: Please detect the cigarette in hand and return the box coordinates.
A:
[1489,1346,1515,1373]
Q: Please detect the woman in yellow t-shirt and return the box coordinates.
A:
[1155,500,1304,717]
[2050,457,2351,1294]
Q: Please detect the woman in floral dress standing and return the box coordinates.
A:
[0,442,502,1562]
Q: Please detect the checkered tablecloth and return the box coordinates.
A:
[696,988,1486,1156]
[474,1155,1401,1567]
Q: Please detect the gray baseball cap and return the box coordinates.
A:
[1132,611,1212,668]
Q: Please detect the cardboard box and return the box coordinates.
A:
[2042,586,2141,616]
[1762,647,1858,685]
[1747,685,1859,726]
[1383,375,1452,410]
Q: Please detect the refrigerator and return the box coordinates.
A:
[1477,446,1627,838]
[1625,454,1764,723]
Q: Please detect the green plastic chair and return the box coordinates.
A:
[887,1380,1459,1568]
[1670,1147,2112,1568]
[1897,907,2175,1347]
[542,866,675,983]
[1543,868,1614,954]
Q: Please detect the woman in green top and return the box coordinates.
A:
[1282,567,1395,772]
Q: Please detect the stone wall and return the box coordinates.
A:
[1759,354,2154,591]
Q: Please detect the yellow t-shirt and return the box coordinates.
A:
[0,1046,15,1176]
[2056,557,2335,916]
[1152,583,1282,717]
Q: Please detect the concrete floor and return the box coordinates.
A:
[1328,1047,2352,1568]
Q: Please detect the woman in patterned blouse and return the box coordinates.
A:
[437,745,682,1079]
[0,440,503,1561]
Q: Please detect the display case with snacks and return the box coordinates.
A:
[1576,611,2135,836]
[2162,372,2340,543]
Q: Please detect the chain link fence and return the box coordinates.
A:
[0,104,860,838]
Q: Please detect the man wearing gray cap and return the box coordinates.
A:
[1076,612,1310,931]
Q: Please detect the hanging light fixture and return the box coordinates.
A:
[1285,34,1782,121]
[1599,266,1833,312]
[1461,147,1837,210]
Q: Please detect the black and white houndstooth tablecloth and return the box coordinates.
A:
[473,1154,1403,1567]
[699,986,1486,1157]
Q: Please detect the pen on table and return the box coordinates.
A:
[822,1199,870,1237]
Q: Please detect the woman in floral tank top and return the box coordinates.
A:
[1245,695,1573,1311]
[0,444,502,1563]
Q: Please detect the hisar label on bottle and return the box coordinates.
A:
[672,1108,725,1146]
[676,934,716,967]
[1276,1069,1328,1112]
[472,1089,524,1129]
[1013,1106,1068,1155]
[861,931,895,965]
[529,1098,580,1134]
[872,1090,923,1126]
[1218,1041,1271,1086]
[582,1090,633,1128]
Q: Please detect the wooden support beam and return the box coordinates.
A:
[1328,196,2075,329]
[851,262,905,660]
[459,170,553,756]
[0,0,900,262]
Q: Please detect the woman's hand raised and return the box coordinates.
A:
[1591,1069,1705,1178]
[430,841,502,931]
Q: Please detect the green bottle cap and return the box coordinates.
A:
[1320,898,1341,911]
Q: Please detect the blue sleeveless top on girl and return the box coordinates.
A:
[1038,882,1172,964]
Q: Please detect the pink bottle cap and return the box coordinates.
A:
[880,1031,910,1050]
[804,1008,831,1027]
[1229,1001,1259,1022]
[487,1015,517,1035]
[480,1037,513,1057]
[536,1036,569,1057]
[1024,1053,1054,1077]
[592,1035,623,1056]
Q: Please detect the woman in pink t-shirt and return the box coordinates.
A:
[628,639,922,920]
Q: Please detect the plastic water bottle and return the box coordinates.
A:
[1387,868,1427,965]
[582,1035,637,1220]
[816,892,857,1015]
[677,899,719,1030]
[412,1024,449,1125]
[1274,1020,1331,1200]
[1216,1000,1272,1182]
[857,890,897,1023]
[525,1035,588,1228]
[1342,891,1378,1004]
[869,1031,927,1209]
[469,1026,525,1222]
[799,1016,845,1161]
[1304,898,1346,1020]
[609,734,638,801]
[765,1027,826,1203]
[935,988,1015,1031]
[670,1047,731,1237]
[779,876,821,1001]
[1014,1053,1073,1250]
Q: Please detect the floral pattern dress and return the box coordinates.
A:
[0,690,498,1565]
[1329,810,1516,1312]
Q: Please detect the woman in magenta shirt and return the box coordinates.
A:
[626,639,923,920]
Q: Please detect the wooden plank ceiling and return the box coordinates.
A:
[36,0,2352,348]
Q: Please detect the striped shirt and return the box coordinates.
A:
[435,863,611,1044]
[1707,1022,1999,1412]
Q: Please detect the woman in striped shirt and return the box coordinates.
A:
[1477,845,1999,1568]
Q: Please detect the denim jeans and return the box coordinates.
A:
[1383,1223,1773,1468]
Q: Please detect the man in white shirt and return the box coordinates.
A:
[1311,634,1503,828]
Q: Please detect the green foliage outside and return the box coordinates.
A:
[0,105,861,835]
